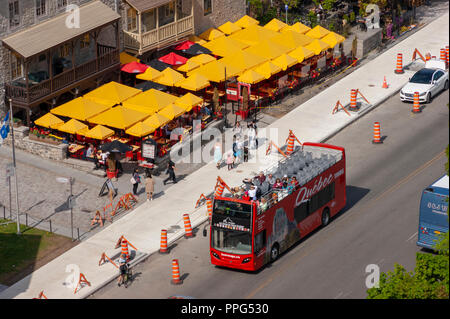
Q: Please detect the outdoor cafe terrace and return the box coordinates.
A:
[28,15,348,168]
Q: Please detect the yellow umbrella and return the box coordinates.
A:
[84,81,141,106]
[192,60,241,82]
[271,53,298,70]
[83,125,115,140]
[174,93,203,111]
[234,15,259,28]
[174,59,201,73]
[321,31,346,48]
[264,18,288,32]
[189,35,207,45]
[305,25,330,39]
[153,67,185,87]
[305,39,330,55]
[199,28,225,41]
[221,50,268,72]
[57,118,88,134]
[88,106,149,130]
[176,73,211,91]
[122,89,179,114]
[253,61,282,79]
[143,113,171,129]
[230,24,279,46]
[203,36,249,57]
[136,66,163,81]
[237,69,266,84]
[271,30,314,48]
[218,21,242,35]
[50,97,111,121]
[126,121,157,137]
[281,22,311,34]
[34,112,64,129]
[188,54,216,66]
[288,46,315,63]
[245,39,292,60]
[158,103,187,120]
[120,52,140,65]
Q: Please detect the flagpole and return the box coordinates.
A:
[8,98,21,235]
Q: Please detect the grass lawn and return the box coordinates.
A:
[0,219,76,286]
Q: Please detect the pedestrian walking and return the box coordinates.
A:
[163,159,177,185]
[214,138,222,169]
[226,152,234,170]
[233,121,243,139]
[248,123,257,149]
[235,136,243,165]
[131,168,141,195]
[144,169,155,201]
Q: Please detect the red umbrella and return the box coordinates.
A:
[120,61,149,74]
[174,40,195,51]
[158,52,188,66]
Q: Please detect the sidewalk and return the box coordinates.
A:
[1,11,448,299]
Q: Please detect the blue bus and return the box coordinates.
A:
[417,175,449,249]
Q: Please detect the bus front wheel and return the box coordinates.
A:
[270,244,279,262]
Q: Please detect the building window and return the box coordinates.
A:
[80,34,90,49]
[9,0,20,28]
[36,0,47,17]
[57,0,67,9]
[165,2,175,17]
[204,0,212,16]
[127,8,137,31]
[60,43,71,57]
[11,52,23,80]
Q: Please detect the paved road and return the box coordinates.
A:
[90,85,449,299]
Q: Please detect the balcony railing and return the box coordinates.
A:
[5,45,119,105]
[123,15,194,53]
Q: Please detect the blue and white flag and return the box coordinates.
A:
[0,112,10,145]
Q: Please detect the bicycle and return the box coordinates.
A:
[118,263,132,288]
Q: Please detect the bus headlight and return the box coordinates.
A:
[242,257,251,264]
[212,251,220,259]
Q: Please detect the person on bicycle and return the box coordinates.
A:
[117,254,128,287]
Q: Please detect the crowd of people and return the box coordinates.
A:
[230,170,301,212]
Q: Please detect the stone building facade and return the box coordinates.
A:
[0,0,123,117]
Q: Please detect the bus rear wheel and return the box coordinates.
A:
[321,208,330,227]
[270,244,279,262]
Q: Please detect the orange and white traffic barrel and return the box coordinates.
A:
[394,53,404,74]
[440,48,446,63]
[215,183,225,197]
[206,199,213,221]
[183,214,193,238]
[372,122,382,144]
[159,229,168,254]
[349,89,357,110]
[446,46,449,67]
[171,259,183,285]
[286,133,295,155]
[412,91,421,113]
[121,238,129,260]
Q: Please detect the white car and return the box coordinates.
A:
[400,59,449,103]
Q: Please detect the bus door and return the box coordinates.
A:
[253,203,268,269]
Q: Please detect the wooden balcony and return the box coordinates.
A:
[123,15,194,54]
[5,45,119,107]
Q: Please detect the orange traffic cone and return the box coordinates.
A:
[183,214,193,238]
[159,229,169,254]
[412,92,421,113]
[372,122,382,144]
[171,259,183,285]
[382,76,389,89]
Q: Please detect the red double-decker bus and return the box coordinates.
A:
[209,142,346,271]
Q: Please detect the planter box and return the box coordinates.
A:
[28,134,61,145]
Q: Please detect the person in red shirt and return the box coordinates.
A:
[291,176,299,189]
[242,192,250,201]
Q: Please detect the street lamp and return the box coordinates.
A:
[56,176,75,241]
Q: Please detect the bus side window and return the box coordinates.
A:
[254,230,266,254]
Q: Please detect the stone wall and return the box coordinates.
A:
[193,0,246,34]
[2,126,68,160]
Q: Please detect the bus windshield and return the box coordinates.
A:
[212,228,252,255]
[211,199,253,255]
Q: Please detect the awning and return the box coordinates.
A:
[153,68,185,86]
[218,21,242,35]
[143,113,171,129]
[57,119,88,135]
[281,22,311,35]
[321,32,346,48]
[245,39,293,60]
[83,125,115,140]
[87,106,149,130]
[34,113,64,129]
[304,39,330,55]
[174,93,203,111]
[176,73,210,91]
[199,28,225,41]
[50,97,111,121]
[122,89,179,114]
[126,121,157,137]
[264,18,288,32]
[237,69,266,84]
[2,1,120,58]
[234,15,259,29]
[306,25,330,39]
[136,66,163,81]
[124,0,172,13]
[221,50,267,72]
[252,61,282,79]
[84,81,142,106]
[158,104,187,120]
[271,53,298,71]
[288,46,315,63]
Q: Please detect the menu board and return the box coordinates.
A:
[142,139,156,159]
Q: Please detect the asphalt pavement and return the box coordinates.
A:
[89,79,449,299]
